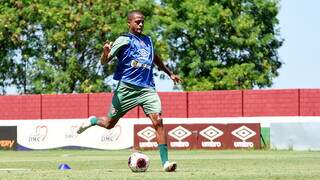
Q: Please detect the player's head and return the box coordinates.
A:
[127,10,144,35]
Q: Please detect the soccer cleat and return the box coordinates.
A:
[76,116,96,134]
[163,161,177,172]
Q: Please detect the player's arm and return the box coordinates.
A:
[100,42,113,64]
[154,54,182,84]
[100,36,130,65]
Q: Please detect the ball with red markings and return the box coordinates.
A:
[128,152,150,172]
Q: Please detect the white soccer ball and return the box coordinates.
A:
[128,152,150,172]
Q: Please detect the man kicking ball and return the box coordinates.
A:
[77,10,181,172]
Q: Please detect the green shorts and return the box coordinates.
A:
[108,81,162,119]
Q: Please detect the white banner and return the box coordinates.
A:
[15,119,136,150]
[1,116,320,150]
[271,122,320,150]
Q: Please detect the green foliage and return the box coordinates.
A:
[158,0,283,91]
[0,0,157,94]
[0,0,283,94]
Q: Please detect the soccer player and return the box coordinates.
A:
[77,10,181,172]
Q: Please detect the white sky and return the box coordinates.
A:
[271,0,320,89]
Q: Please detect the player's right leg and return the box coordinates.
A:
[77,116,119,134]
[76,116,97,134]
[77,81,138,134]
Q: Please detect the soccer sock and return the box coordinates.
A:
[158,144,169,166]
[90,117,98,125]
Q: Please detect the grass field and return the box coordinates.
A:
[0,149,319,180]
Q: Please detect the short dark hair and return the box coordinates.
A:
[127,10,144,21]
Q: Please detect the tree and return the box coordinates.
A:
[1,0,283,94]
[158,0,283,91]
[0,0,157,94]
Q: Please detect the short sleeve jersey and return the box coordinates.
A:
[109,33,155,88]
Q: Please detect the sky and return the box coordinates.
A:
[271,0,320,89]
[156,0,320,91]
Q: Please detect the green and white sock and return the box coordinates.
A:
[90,117,98,125]
[158,144,169,166]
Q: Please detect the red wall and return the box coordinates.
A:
[188,91,242,117]
[159,92,187,118]
[243,89,299,116]
[300,89,320,116]
[42,94,89,119]
[1,89,320,120]
[0,95,41,120]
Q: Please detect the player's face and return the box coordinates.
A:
[128,13,144,35]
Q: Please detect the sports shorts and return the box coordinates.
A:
[107,81,162,119]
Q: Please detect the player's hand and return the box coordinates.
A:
[170,74,182,84]
[103,41,112,56]
[100,41,113,64]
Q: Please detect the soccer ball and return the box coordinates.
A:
[128,152,150,172]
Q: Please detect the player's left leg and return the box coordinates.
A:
[148,113,177,172]
[140,88,176,172]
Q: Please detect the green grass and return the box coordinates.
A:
[0,149,320,179]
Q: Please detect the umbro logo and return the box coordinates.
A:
[137,49,150,58]
[137,126,156,141]
[231,125,256,141]
[199,126,224,141]
[168,126,192,141]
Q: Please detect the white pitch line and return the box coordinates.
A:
[0,168,31,171]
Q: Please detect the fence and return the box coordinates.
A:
[1,89,320,120]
